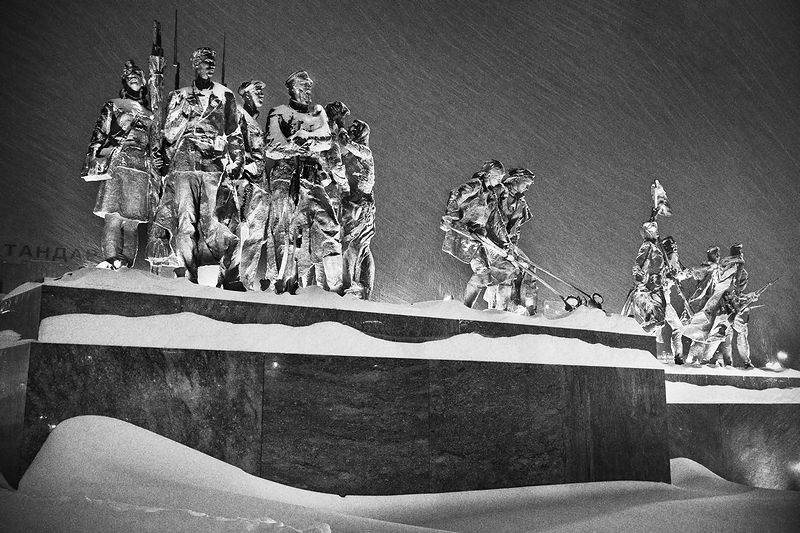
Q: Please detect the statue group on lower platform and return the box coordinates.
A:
[621,180,772,368]
[81,24,375,299]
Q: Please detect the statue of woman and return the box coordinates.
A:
[81,44,164,269]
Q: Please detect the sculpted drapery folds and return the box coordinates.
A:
[263,70,343,294]
[441,160,517,309]
[340,119,376,299]
[82,48,165,269]
[149,47,244,283]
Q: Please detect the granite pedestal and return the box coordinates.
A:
[1,341,670,493]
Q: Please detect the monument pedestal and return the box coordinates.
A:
[1,276,671,492]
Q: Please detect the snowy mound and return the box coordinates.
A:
[38,311,662,369]
[3,416,799,533]
[7,268,647,335]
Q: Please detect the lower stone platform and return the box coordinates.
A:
[668,403,800,490]
[664,369,800,390]
[0,341,670,493]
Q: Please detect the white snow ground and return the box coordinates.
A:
[1,416,798,533]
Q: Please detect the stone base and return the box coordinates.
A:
[1,341,670,493]
[0,283,655,353]
[668,404,800,490]
[665,370,800,390]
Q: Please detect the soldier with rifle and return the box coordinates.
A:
[699,244,766,368]
[441,160,516,308]
[263,71,340,294]
[82,20,165,270]
[148,46,244,285]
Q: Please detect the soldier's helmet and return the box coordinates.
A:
[729,243,743,257]
[640,221,658,240]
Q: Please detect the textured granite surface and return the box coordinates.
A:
[262,354,430,495]
[0,342,31,486]
[429,360,568,491]
[668,404,800,490]
[22,343,263,476]
[0,285,42,340]
[565,366,670,483]
[7,342,670,494]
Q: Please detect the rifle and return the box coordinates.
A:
[220,33,227,87]
[736,278,778,314]
[441,220,570,307]
[509,243,598,303]
[172,9,180,90]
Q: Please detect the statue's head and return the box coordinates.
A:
[285,70,313,105]
[324,101,350,128]
[477,159,505,187]
[348,119,370,145]
[121,60,144,92]
[238,79,266,110]
[640,221,659,240]
[504,168,535,194]
[191,47,216,80]
[706,245,720,262]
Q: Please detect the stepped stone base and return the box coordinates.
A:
[668,404,800,490]
[1,341,670,493]
[0,283,656,353]
[665,370,800,390]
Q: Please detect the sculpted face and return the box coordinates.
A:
[195,58,216,80]
[243,85,265,110]
[124,72,144,92]
[291,81,313,105]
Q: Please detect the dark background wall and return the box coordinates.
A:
[1,0,798,368]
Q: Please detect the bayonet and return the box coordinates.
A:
[221,33,227,86]
[172,9,180,89]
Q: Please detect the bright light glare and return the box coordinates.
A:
[776,350,789,362]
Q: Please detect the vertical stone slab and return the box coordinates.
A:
[667,404,725,477]
[261,353,430,495]
[0,342,31,487]
[429,360,566,492]
[719,404,800,490]
[565,366,670,483]
[0,285,42,340]
[22,343,263,475]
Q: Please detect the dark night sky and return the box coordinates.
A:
[1,0,798,367]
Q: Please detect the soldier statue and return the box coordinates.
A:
[149,47,244,285]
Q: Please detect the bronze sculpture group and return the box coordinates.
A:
[82,24,375,299]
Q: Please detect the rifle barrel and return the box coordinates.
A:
[172,10,180,89]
